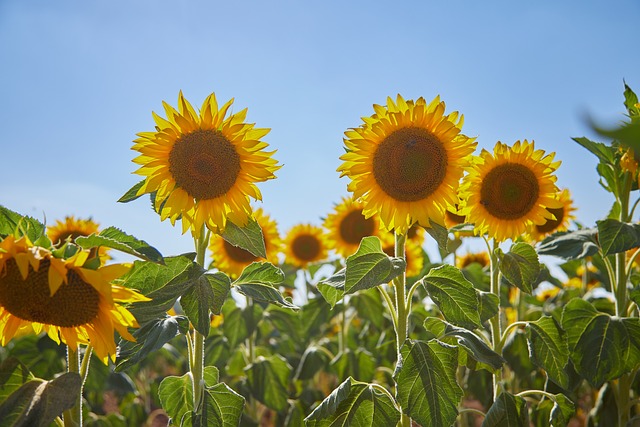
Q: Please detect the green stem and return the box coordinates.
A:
[488,239,503,401]
[499,321,529,349]
[63,346,82,427]
[191,225,209,412]
[393,232,411,427]
[458,407,487,418]
[79,345,93,385]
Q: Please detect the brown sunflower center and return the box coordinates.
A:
[223,240,259,264]
[480,163,539,220]
[339,210,376,245]
[0,259,100,327]
[52,231,84,244]
[292,235,321,262]
[446,210,466,226]
[535,206,565,234]
[169,129,241,200]
[372,127,448,202]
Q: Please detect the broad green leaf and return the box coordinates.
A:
[245,355,291,412]
[233,262,291,309]
[394,339,462,427]
[117,315,190,371]
[300,297,333,338]
[265,304,303,344]
[235,281,297,309]
[221,216,266,258]
[158,373,193,426]
[572,136,615,164]
[502,329,535,378]
[118,179,146,203]
[549,393,575,427]
[425,222,449,254]
[285,401,306,427]
[188,383,245,427]
[317,268,345,308]
[0,357,34,402]
[526,316,569,388]
[421,265,482,329]
[344,236,405,294]
[0,372,81,427]
[624,80,639,117]
[496,243,540,294]
[424,318,505,370]
[351,288,385,329]
[294,345,331,381]
[482,391,529,427]
[0,205,49,246]
[536,228,599,261]
[561,298,640,387]
[592,119,640,161]
[76,226,163,263]
[180,273,231,336]
[330,348,376,383]
[478,291,500,324]
[222,303,263,350]
[304,377,401,427]
[596,219,640,256]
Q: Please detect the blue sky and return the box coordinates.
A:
[0,0,638,260]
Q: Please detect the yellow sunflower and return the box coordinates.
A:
[337,95,477,234]
[528,188,577,241]
[455,251,490,269]
[381,234,424,278]
[47,216,110,260]
[0,236,148,364]
[209,208,281,278]
[459,140,562,242]
[132,91,281,234]
[283,224,329,268]
[323,197,381,258]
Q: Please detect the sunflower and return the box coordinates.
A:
[459,140,562,242]
[323,197,381,258]
[456,251,490,269]
[209,208,281,277]
[283,224,329,268]
[0,236,148,364]
[132,91,280,234]
[338,95,477,234]
[528,188,577,241]
[47,216,110,260]
[381,234,424,278]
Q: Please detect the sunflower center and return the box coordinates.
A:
[339,210,376,245]
[535,206,565,234]
[372,127,448,202]
[292,235,321,262]
[223,240,259,264]
[169,129,241,200]
[446,210,466,226]
[480,163,539,220]
[52,231,84,244]
[0,259,100,327]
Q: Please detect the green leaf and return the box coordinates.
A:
[222,303,263,350]
[344,236,405,294]
[623,80,640,117]
[536,228,599,261]
[188,383,245,427]
[330,348,376,383]
[180,273,231,336]
[526,316,569,388]
[0,372,82,427]
[304,377,401,427]
[294,345,331,381]
[592,118,640,160]
[596,219,640,256]
[0,357,35,402]
[425,222,450,254]
[158,373,193,426]
[424,318,505,370]
[482,391,529,427]
[421,265,482,329]
[351,288,385,329]
[478,291,500,324]
[549,393,575,427]
[245,355,291,412]
[221,216,266,258]
[317,268,345,308]
[572,136,615,164]
[76,226,163,263]
[561,298,640,387]
[394,339,463,427]
[118,180,146,203]
[496,242,540,294]
[0,205,49,245]
[117,315,190,371]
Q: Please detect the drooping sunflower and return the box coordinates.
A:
[283,224,329,268]
[459,140,562,242]
[323,197,381,258]
[0,236,148,364]
[132,92,281,234]
[455,251,490,269]
[338,95,477,234]
[381,235,424,278]
[47,216,110,260]
[528,188,577,241]
[209,208,281,278]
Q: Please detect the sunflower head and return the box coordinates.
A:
[47,216,110,261]
[528,188,577,241]
[456,251,490,269]
[209,208,281,278]
[283,224,329,268]
[323,197,381,258]
[338,95,477,235]
[459,140,562,242]
[0,235,148,364]
[132,91,281,234]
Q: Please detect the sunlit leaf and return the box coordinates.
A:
[188,383,245,427]
[317,268,345,308]
[158,373,193,426]
[117,180,146,203]
[181,273,231,336]
[497,243,540,294]
[536,229,599,261]
[482,391,529,427]
[344,236,405,294]
[526,316,569,388]
[0,205,49,246]
[76,226,163,263]
[221,216,266,258]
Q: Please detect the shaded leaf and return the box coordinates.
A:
[497,243,540,294]
[0,357,34,402]
[526,316,569,388]
[550,393,575,427]
[181,273,231,336]
[482,391,529,427]
[596,219,640,256]
[536,229,599,261]
[330,348,376,383]
[245,355,291,412]
[344,237,405,294]
[221,217,266,258]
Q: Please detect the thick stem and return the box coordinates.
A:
[191,226,209,412]
[63,346,82,427]
[488,239,503,400]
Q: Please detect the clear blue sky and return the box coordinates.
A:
[1,0,638,260]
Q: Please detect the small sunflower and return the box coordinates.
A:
[0,236,148,364]
[47,216,110,260]
[456,251,490,269]
[529,188,577,241]
[283,224,329,268]
[132,91,280,234]
[323,197,381,258]
[381,235,424,278]
[338,95,477,234]
[209,208,281,278]
[460,140,562,242]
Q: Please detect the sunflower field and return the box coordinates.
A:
[1,82,640,427]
